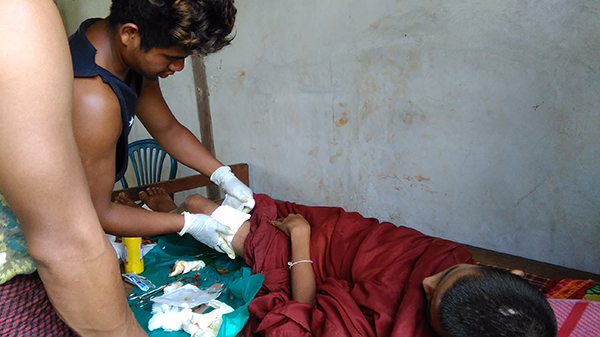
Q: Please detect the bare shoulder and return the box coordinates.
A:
[73,76,122,141]
[72,76,123,194]
[73,76,120,115]
[72,75,123,161]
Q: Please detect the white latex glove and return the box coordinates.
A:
[222,194,252,213]
[210,166,255,211]
[179,212,235,259]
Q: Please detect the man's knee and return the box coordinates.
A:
[182,194,211,214]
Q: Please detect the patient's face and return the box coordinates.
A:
[422,264,482,336]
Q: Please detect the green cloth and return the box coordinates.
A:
[128,234,263,337]
[0,193,36,284]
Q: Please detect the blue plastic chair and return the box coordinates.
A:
[120,139,178,195]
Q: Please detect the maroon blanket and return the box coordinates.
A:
[244,194,473,337]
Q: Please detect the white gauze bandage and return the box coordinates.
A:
[210,205,250,247]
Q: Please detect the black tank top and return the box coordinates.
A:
[69,18,142,182]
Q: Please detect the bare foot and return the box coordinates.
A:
[114,192,139,208]
[139,187,177,212]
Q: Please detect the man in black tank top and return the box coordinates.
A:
[70,0,253,256]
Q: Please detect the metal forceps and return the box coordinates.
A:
[127,276,187,308]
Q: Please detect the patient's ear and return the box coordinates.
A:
[422,275,436,297]
[510,269,525,277]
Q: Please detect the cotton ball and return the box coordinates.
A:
[151,303,170,315]
[148,311,167,331]
[148,305,193,332]
[162,308,193,332]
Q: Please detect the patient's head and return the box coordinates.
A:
[423,264,557,337]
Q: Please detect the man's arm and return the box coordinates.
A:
[0,1,146,335]
[72,76,186,237]
[136,78,256,210]
[135,79,223,177]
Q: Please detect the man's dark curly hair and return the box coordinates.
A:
[439,268,557,337]
[108,0,236,55]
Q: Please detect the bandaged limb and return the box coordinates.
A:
[209,205,250,259]
[179,212,235,259]
[221,194,253,213]
[210,166,255,211]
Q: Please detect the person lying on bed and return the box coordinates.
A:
[121,188,557,337]
[127,189,558,336]
[198,194,557,337]
[135,188,556,336]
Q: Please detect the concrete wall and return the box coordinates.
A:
[56,0,109,32]
[57,0,600,273]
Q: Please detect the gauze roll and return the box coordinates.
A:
[210,205,250,255]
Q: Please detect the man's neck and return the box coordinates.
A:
[85,19,130,81]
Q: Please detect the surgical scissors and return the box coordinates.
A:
[127,275,187,303]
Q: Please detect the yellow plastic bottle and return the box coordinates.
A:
[123,237,144,274]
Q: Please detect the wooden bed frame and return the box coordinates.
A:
[112,163,599,281]
[111,163,249,203]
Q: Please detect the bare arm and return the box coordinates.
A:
[0,1,146,335]
[72,76,185,237]
[270,214,317,305]
[136,79,223,177]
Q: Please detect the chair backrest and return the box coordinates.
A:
[120,139,178,189]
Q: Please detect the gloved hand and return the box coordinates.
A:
[222,194,252,214]
[210,166,255,211]
[179,212,236,259]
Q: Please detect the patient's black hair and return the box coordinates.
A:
[108,0,236,54]
[438,268,557,337]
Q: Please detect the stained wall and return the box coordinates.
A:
[57,0,600,273]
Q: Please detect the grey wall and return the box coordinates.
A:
[56,0,109,31]
[205,1,600,273]
[58,0,600,273]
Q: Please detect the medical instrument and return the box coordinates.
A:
[128,272,211,308]
[128,275,187,304]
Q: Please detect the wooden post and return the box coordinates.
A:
[191,54,221,200]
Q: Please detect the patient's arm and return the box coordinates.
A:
[269,215,317,305]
